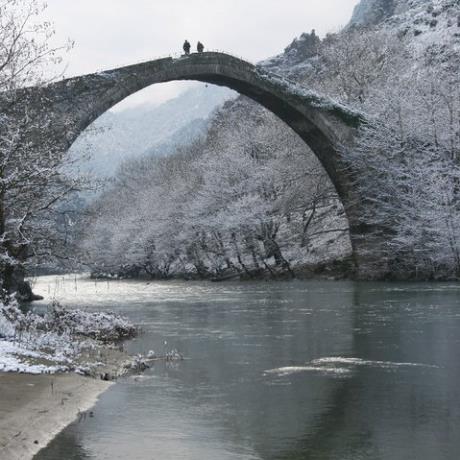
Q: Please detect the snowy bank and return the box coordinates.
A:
[0,299,136,375]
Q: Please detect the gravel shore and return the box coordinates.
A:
[0,372,112,460]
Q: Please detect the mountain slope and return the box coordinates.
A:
[71,84,235,177]
[264,0,460,80]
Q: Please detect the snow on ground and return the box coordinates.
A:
[0,340,69,374]
[0,299,136,375]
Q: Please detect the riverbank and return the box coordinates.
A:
[0,299,137,374]
[0,372,112,460]
[0,303,139,459]
[89,256,356,283]
[0,295,140,457]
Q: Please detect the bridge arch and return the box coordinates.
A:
[62,53,363,200]
[2,52,386,278]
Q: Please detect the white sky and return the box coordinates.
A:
[44,0,360,109]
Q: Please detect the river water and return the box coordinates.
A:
[32,276,460,460]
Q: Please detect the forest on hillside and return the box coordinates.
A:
[81,99,350,280]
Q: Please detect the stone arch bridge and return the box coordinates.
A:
[0,52,386,279]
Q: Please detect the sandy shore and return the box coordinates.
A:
[0,373,112,460]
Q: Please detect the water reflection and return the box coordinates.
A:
[274,283,460,460]
[33,278,460,460]
[34,429,91,459]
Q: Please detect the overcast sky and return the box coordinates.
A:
[44,0,360,109]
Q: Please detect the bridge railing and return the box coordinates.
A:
[92,50,256,75]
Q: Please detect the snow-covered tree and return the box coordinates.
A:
[0,0,76,297]
[348,68,460,278]
[81,98,350,279]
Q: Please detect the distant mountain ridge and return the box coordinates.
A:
[71,85,235,177]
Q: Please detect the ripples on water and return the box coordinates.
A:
[33,276,460,460]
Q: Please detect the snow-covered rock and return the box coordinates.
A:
[348,0,400,27]
[263,0,460,81]
[349,0,460,66]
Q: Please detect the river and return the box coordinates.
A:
[31,276,460,460]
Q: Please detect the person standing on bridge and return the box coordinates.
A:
[197,41,204,53]
[183,40,191,55]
